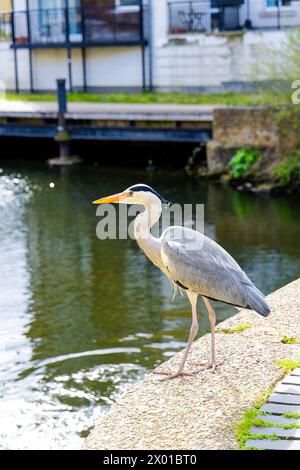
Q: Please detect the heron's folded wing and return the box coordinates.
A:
[160,228,253,307]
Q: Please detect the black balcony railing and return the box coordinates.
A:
[10,5,146,47]
[0,13,11,41]
[168,0,300,34]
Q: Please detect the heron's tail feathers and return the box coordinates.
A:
[246,285,271,317]
[170,279,185,301]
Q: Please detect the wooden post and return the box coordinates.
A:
[48,79,81,165]
[56,79,70,159]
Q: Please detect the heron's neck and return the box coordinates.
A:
[134,201,163,269]
[134,201,162,239]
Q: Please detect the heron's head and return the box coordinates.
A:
[93,184,170,206]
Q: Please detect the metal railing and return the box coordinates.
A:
[0,13,11,41]
[168,0,300,34]
[11,5,146,46]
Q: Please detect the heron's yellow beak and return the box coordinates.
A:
[92,192,126,204]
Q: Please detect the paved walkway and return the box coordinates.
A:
[84,278,300,450]
[0,101,214,122]
[246,368,300,450]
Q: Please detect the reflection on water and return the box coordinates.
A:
[0,163,299,449]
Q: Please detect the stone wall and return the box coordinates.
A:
[206,106,290,178]
[213,107,278,148]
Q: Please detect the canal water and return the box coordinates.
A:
[0,162,299,449]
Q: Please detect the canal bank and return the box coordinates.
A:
[206,106,300,194]
[84,278,300,450]
[0,101,299,192]
[0,101,213,143]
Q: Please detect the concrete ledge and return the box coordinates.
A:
[84,279,300,450]
[0,101,214,122]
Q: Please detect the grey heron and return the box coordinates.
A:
[93,184,270,378]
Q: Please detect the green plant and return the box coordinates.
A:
[229,148,260,179]
[236,388,273,449]
[236,380,300,449]
[252,28,300,94]
[276,359,300,373]
[4,90,291,106]
[252,416,300,429]
[281,336,299,345]
[274,151,300,188]
[216,323,252,334]
[283,412,300,419]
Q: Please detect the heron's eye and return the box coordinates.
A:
[127,191,134,197]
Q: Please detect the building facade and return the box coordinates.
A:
[1,0,300,92]
[0,0,11,12]
[1,0,148,91]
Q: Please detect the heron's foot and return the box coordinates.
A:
[153,361,219,378]
[152,368,193,379]
[195,361,218,373]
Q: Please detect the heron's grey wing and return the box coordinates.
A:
[160,227,270,315]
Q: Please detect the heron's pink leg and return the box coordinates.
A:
[153,292,198,378]
[200,296,217,372]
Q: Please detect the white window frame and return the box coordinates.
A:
[115,0,140,13]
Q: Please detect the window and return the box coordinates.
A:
[266,1,292,7]
[117,0,140,6]
[115,1,140,12]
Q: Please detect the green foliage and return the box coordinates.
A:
[235,388,273,449]
[281,336,299,345]
[237,402,300,450]
[276,359,300,373]
[236,407,260,449]
[283,411,300,419]
[216,323,252,334]
[274,151,300,188]
[5,90,291,106]
[253,416,300,429]
[253,27,300,93]
[229,148,260,179]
